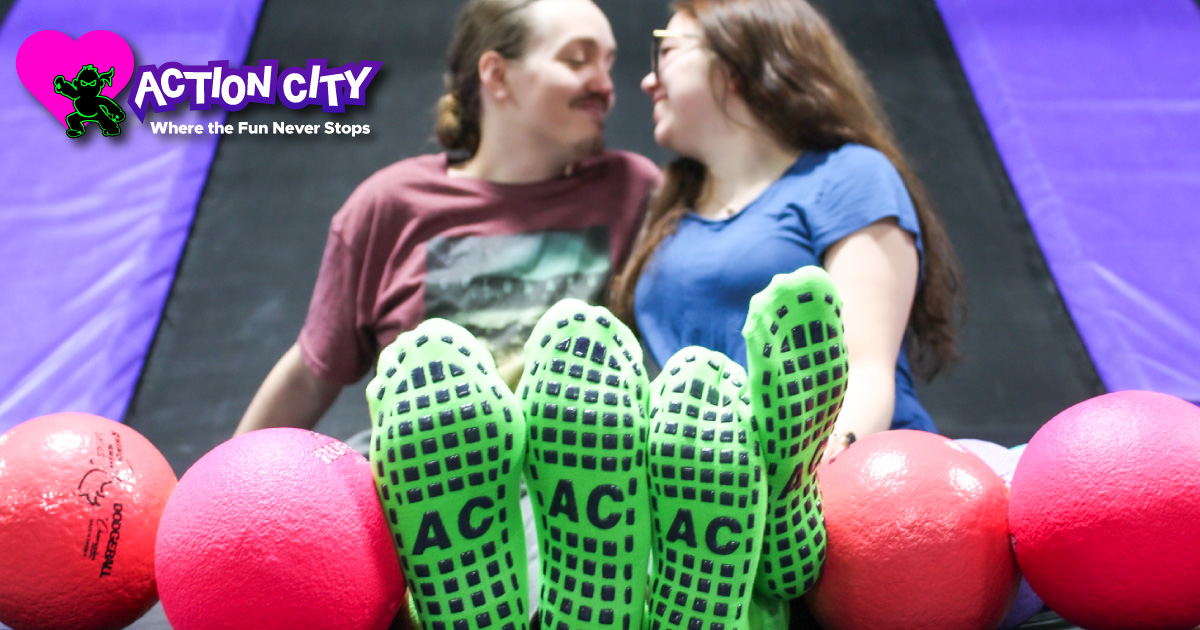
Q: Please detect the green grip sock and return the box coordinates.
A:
[746,589,791,630]
[368,319,530,630]
[646,347,767,630]
[741,266,848,599]
[518,299,652,630]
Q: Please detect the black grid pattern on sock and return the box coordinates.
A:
[371,331,528,630]
[522,307,649,630]
[647,352,765,630]
[748,283,847,599]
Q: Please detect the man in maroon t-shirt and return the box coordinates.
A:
[235,0,659,436]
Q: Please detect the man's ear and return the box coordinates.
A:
[479,50,511,100]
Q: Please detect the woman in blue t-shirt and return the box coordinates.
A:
[610,0,964,457]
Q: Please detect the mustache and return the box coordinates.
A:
[569,93,612,112]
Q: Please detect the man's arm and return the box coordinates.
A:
[234,343,344,435]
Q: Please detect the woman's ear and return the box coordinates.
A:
[478,50,510,100]
[708,62,741,108]
[726,68,744,96]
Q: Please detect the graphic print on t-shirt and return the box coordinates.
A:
[424,227,611,387]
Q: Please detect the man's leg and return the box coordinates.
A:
[369,320,530,630]
[519,300,652,630]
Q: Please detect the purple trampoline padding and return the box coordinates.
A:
[0,0,264,433]
[935,0,1200,403]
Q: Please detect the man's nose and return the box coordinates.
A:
[589,65,615,101]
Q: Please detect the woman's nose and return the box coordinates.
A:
[641,71,659,95]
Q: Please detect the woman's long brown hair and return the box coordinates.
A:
[609,0,964,379]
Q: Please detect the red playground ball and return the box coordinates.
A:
[1009,390,1200,630]
[805,430,1018,630]
[155,428,405,630]
[0,412,177,630]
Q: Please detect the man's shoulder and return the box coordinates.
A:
[341,154,446,209]
[579,150,661,186]
[357,153,446,194]
[329,153,446,235]
[594,149,659,174]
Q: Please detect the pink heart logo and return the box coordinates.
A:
[16,30,134,127]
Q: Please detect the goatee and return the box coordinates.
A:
[572,132,606,161]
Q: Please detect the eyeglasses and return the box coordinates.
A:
[651,29,704,80]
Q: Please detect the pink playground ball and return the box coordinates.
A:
[155,428,405,630]
[0,412,177,630]
[805,430,1018,630]
[1010,391,1200,630]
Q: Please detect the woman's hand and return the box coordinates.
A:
[822,429,856,464]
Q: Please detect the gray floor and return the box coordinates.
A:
[129,604,171,630]
[94,590,1087,630]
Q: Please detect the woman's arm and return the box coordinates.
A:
[822,218,920,457]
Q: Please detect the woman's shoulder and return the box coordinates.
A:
[820,143,898,178]
[771,144,896,204]
[801,143,905,203]
[780,143,917,244]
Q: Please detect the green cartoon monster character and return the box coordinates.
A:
[54,64,126,138]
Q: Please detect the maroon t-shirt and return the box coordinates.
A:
[298,151,660,386]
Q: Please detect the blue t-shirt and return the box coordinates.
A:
[634,144,936,432]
